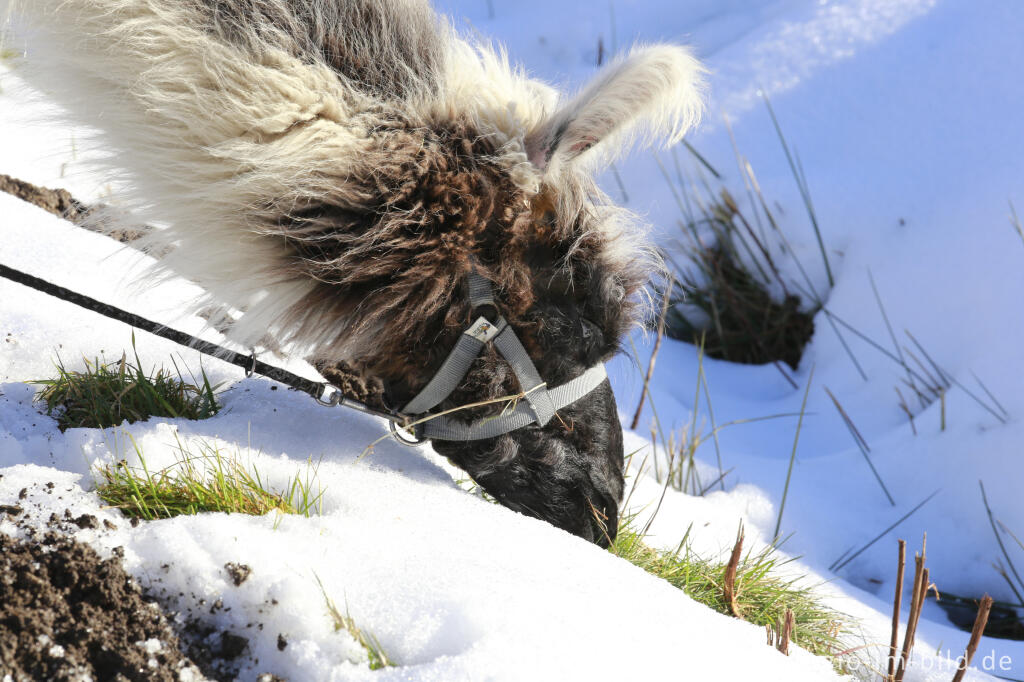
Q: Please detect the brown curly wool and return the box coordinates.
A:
[271,118,542,384]
[6,0,705,544]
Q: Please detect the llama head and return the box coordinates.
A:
[3,0,703,546]
[285,45,705,545]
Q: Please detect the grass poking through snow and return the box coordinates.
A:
[612,512,847,663]
[317,575,394,670]
[34,339,220,431]
[95,436,323,520]
[658,112,823,375]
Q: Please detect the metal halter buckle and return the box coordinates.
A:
[389,420,427,447]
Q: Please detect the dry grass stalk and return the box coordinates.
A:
[940,391,947,431]
[1011,200,1024,247]
[951,595,994,682]
[358,382,548,458]
[888,539,907,680]
[316,575,393,670]
[773,366,815,541]
[894,387,917,435]
[631,278,674,430]
[906,330,1006,425]
[723,524,745,618]
[824,385,895,506]
[777,608,795,656]
[868,270,922,409]
[829,491,938,573]
[980,480,1024,604]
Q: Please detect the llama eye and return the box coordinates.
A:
[580,318,598,340]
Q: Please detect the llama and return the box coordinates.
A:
[1,0,705,545]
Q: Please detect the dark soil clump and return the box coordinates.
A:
[224,562,252,587]
[0,532,203,681]
[667,246,817,370]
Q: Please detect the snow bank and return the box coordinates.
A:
[4,0,1024,678]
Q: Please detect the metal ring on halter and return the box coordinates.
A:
[245,348,257,377]
[315,384,343,407]
[389,420,427,447]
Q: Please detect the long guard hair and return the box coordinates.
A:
[2,0,705,544]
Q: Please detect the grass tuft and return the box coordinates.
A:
[316,575,394,670]
[658,102,842,374]
[34,339,220,431]
[612,512,847,662]
[668,240,816,370]
[94,436,323,520]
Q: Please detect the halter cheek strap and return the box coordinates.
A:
[400,271,607,442]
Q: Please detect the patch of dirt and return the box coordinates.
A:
[0,173,88,222]
[224,562,252,587]
[0,173,148,244]
[3,485,291,681]
[175,619,250,681]
[937,593,1024,641]
[0,532,204,681]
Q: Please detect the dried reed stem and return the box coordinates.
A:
[777,608,794,656]
[951,595,993,682]
[894,535,927,682]
[888,539,906,680]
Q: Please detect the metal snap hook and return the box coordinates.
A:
[315,384,343,407]
[389,420,427,447]
[245,348,258,377]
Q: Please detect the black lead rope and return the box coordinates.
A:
[0,261,607,444]
[0,262,363,409]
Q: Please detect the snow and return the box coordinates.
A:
[3,0,1024,680]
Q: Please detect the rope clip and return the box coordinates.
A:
[389,420,427,447]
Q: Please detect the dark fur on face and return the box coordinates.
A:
[269,118,634,545]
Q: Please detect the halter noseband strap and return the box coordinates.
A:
[399,270,608,442]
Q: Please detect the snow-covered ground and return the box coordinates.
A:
[3,0,1024,679]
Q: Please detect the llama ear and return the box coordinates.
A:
[525,45,706,175]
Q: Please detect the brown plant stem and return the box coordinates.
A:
[951,595,993,682]
[888,539,906,680]
[723,524,745,618]
[895,535,927,682]
[777,608,794,656]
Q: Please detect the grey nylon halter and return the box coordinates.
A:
[392,270,608,442]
